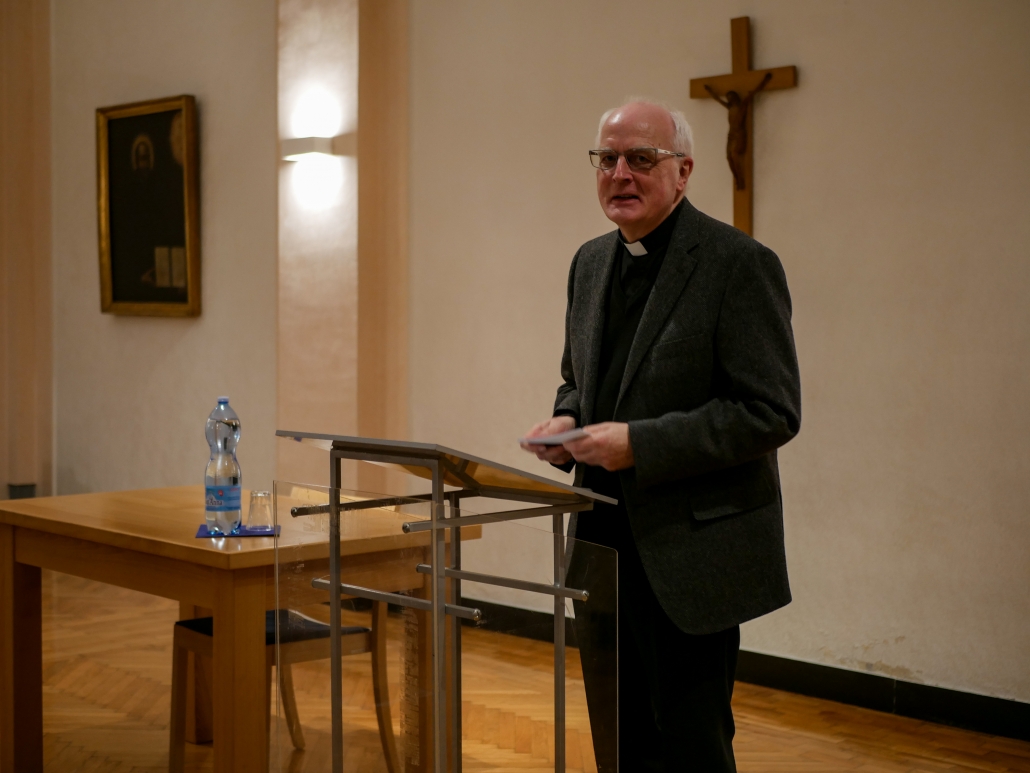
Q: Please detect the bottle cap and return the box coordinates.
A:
[217,396,229,404]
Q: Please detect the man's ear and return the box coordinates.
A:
[678,158,693,192]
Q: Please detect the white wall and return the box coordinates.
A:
[52,0,278,494]
[410,0,1030,702]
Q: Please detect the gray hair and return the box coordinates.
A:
[595,98,694,158]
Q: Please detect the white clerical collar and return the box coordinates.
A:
[622,239,648,257]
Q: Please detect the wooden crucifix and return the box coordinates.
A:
[690,16,797,236]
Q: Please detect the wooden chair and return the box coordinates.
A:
[169,602,399,773]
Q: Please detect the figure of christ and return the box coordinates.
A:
[705,71,773,190]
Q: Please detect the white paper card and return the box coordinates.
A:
[519,428,588,446]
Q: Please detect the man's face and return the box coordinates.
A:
[595,103,692,241]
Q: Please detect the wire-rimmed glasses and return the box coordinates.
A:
[589,146,685,172]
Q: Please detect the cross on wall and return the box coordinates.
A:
[690,16,797,236]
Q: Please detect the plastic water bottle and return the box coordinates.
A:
[204,397,242,535]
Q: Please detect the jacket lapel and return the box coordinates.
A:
[615,201,702,411]
[579,235,619,427]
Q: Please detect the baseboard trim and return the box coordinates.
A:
[736,650,1030,742]
[463,596,1030,743]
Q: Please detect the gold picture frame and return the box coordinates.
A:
[96,95,200,316]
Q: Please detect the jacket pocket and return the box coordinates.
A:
[651,332,707,361]
[689,456,778,521]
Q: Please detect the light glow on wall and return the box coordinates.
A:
[290,153,344,211]
[291,87,343,138]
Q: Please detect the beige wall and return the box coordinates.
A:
[52,0,278,494]
[410,0,1030,701]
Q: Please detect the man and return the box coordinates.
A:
[521,100,801,771]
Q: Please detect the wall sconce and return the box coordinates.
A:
[283,88,355,211]
[283,133,355,212]
[280,132,356,161]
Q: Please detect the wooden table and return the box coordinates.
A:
[0,485,447,773]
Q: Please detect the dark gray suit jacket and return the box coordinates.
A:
[556,199,801,635]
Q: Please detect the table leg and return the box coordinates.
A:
[0,524,42,772]
[179,602,214,744]
[212,567,267,773]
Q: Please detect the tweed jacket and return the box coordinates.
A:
[556,199,801,635]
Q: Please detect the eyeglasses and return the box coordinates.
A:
[588,146,685,172]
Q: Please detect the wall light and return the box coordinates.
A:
[282,88,356,211]
[281,133,356,161]
[281,133,354,212]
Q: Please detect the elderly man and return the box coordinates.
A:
[522,101,801,771]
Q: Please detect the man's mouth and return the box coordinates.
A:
[612,194,639,201]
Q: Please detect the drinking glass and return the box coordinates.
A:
[247,490,274,532]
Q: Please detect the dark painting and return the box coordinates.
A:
[97,95,200,316]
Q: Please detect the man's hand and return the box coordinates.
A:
[564,422,634,471]
[520,415,576,465]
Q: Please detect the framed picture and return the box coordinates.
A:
[96,95,200,316]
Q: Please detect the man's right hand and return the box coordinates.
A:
[520,415,576,465]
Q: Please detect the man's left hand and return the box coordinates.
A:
[564,422,635,471]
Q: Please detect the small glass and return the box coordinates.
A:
[247,490,274,532]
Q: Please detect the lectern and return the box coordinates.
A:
[273,431,617,773]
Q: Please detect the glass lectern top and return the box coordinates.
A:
[276,430,617,505]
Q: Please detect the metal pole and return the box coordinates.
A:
[449,493,463,773]
[430,463,446,773]
[553,512,566,773]
[330,455,343,773]
[413,564,588,601]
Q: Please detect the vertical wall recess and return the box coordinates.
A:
[357,0,409,493]
[277,0,360,487]
[0,0,52,499]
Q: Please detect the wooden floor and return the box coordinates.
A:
[37,570,1030,772]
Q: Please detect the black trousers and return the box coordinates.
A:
[569,498,739,773]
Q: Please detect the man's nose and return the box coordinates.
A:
[611,154,633,181]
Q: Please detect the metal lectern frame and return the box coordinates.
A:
[276,431,616,773]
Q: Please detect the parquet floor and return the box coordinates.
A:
[37,570,1030,772]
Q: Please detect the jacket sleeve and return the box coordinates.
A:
[552,249,582,422]
[550,250,582,474]
[628,243,801,488]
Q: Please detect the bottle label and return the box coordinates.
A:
[205,485,242,512]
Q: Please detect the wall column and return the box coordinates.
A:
[357,0,409,493]
[276,0,360,487]
[0,0,52,499]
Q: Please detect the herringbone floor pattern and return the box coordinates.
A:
[38,570,1030,772]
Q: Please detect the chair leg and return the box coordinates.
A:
[169,639,189,773]
[280,662,306,750]
[266,663,273,753]
[371,600,401,773]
